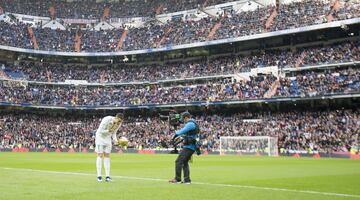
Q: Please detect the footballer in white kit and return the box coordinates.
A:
[95,113,123,182]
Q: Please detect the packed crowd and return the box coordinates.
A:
[0,113,95,150]
[295,41,360,67]
[271,0,360,32]
[0,0,237,18]
[1,109,359,153]
[123,4,272,50]
[32,27,124,52]
[270,0,330,31]
[0,21,32,49]
[212,6,271,40]
[329,0,360,21]
[34,27,76,52]
[276,68,360,97]
[0,0,359,52]
[80,28,124,52]
[123,17,216,50]
[1,40,358,83]
[1,66,360,106]
[3,58,239,82]
[0,75,276,106]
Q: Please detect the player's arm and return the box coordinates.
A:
[175,122,196,136]
[112,132,118,144]
[97,118,112,135]
[111,121,122,144]
[109,122,120,133]
[111,125,120,143]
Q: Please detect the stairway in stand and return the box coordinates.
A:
[103,7,110,20]
[207,15,225,40]
[27,26,39,50]
[327,0,341,22]
[117,30,128,51]
[265,8,278,32]
[74,31,81,52]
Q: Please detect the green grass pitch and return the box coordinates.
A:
[0,152,360,200]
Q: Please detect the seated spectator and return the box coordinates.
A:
[0,0,358,52]
[2,41,358,83]
[0,75,277,106]
[1,109,359,153]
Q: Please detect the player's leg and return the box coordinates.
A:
[103,143,112,182]
[95,143,104,182]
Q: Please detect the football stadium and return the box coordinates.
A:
[0,0,359,199]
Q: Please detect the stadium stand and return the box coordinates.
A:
[0,0,359,52]
[1,40,358,83]
[0,75,277,106]
[0,0,238,18]
[0,67,359,106]
[1,109,359,153]
[0,0,359,157]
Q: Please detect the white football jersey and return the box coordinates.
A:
[95,116,120,143]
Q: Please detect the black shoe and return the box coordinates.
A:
[97,176,102,182]
[182,180,191,184]
[105,176,112,182]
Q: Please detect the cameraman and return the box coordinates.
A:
[169,112,199,184]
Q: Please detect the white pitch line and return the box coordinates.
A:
[2,167,360,199]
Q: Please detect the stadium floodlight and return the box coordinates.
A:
[219,136,278,156]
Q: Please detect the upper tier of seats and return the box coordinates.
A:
[1,40,359,83]
[0,0,238,18]
[0,0,359,53]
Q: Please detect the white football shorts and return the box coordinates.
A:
[95,137,112,154]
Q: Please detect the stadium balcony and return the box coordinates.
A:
[0,0,359,55]
[0,0,242,19]
[0,39,358,84]
[0,63,359,111]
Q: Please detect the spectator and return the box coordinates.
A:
[0,75,277,106]
[1,109,359,153]
[0,1,359,52]
[2,41,358,83]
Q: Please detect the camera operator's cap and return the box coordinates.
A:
[181,111,191,118]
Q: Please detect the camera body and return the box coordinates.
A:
[169,113,181,126]
[160,110,201,155]
[159,110,182,153]
[159,110,182,128]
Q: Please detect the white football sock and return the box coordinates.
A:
[104,157,110,177]
[96,157,102,177]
